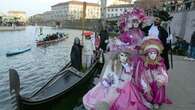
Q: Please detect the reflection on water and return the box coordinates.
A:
[0,26,82,110]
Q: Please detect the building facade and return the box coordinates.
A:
[50,1,100,21]
[7,11,27,23]
[110,0,132,5]
[106,4,133,18]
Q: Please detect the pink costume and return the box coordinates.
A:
[83,61,120,110]
[107,38,130,52]
[134,37,172,106]
[119,28,144,49]
[110,61,150,110]
[134,57,172,105]
[118,7,147,53]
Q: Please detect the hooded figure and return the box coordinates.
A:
[70,37,82,71]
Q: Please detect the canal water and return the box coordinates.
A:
[0,26,84,110]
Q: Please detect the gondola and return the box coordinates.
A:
[6,47,31,57]
[9,61,104,110]
[36,36,69,46]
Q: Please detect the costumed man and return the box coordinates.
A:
[99,26,109,52]
[70,37,83,71]
[82,31,96,70]
[142,10,173,70]
[118,7,148,53]
[134,37,172,109]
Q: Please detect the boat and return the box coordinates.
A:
[9,61,104,110]
[36,35,69,46]
[6,47,31,57]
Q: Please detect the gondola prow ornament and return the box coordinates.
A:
[9,69,20,110]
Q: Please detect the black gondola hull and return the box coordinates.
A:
[19,63,103,110]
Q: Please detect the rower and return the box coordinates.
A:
[70,37,83,71]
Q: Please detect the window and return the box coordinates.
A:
[115,8,118,11]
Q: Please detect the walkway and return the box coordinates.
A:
[161,55,195,110]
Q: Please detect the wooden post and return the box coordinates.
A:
[82,2,87,43]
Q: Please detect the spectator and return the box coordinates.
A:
[99,27,109,52]
[184,0,192,10]
[185,31,195,61]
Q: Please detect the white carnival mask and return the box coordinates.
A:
[119,52,128,63]
[126,18,132,29]
[148,51,158,60]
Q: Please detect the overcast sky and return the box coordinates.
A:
[0,0,103,16]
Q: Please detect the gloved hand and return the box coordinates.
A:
[105,40,109,43]
[167,34,173,43]
[121,63,131,73]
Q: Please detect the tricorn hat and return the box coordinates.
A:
[153,10,173,21]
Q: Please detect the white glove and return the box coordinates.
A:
[122,63,131,73]
[167,34,173,43]
[105,40,109,43]
[141,79,148,92]
[102,80,110,88]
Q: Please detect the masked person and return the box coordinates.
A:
[134,37,172,109]
[118,7,148,53]
[82,31,96,70]
[83,51,129,110]
[142,10,173,70]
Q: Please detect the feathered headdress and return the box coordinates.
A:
[119,7,148,32]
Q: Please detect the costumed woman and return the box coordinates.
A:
[134,37,172,109]
[83,50,132,110]
[109,50,151,110]
[118,7,147,53]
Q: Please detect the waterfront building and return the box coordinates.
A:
[50,1,101,20]
[106,4,133,18]
[109,0,132,5]
[7,11,27,23]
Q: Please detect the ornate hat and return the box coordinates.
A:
[118,7,148,32]
[141,36,164,54]
[153,10,173,21]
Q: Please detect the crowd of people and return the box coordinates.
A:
[38,32,66,42]
[70,6,174,110]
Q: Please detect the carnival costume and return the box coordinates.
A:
[83,51,132,110]
[118,7,147,52]
[134,37,172,109]
[142,10,173,70]
[82,31,96,69]
[110,52,150,110]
